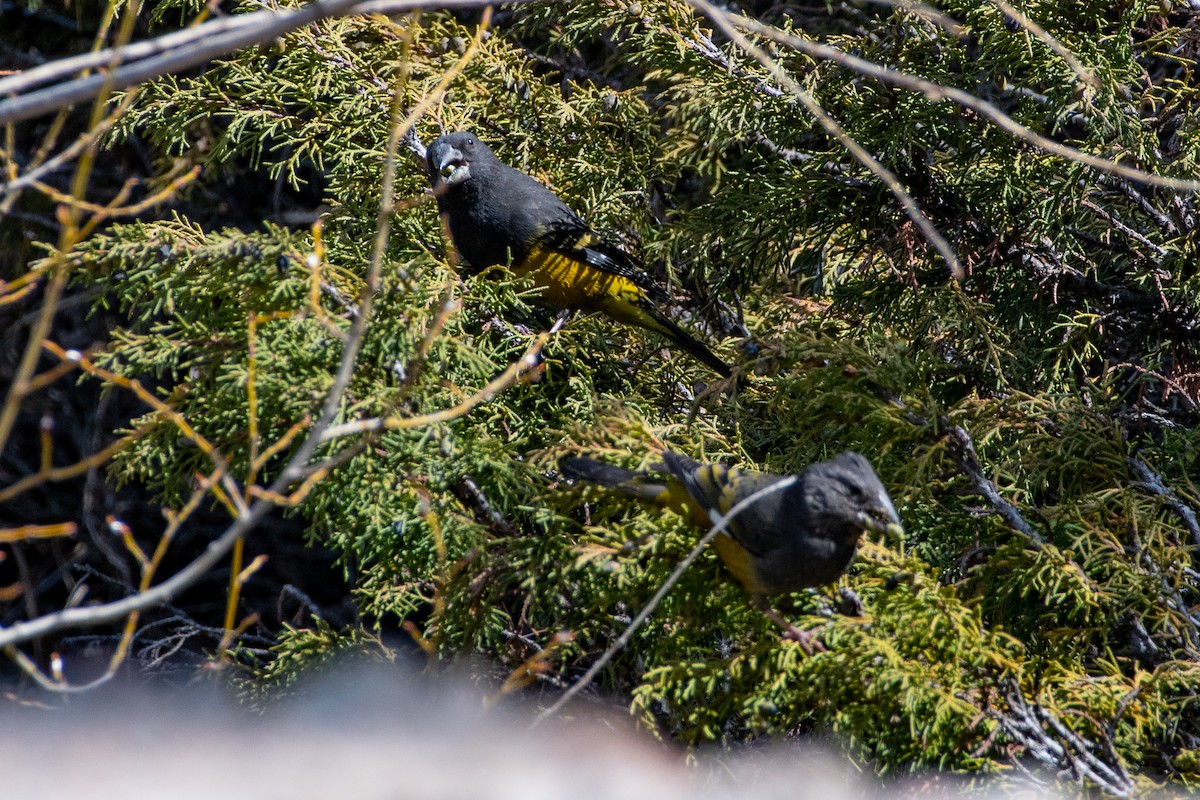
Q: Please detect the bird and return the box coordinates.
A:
[425,131,732,378]
[561,450,903,650]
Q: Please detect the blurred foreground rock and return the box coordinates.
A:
[2,663,1076,799]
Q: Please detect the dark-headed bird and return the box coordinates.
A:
[561,450,903,650]
[426,131,731,378]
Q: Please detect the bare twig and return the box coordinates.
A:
[871,386,1045,544]
[863,0,965,36]
[532,474,797,725]
[0,0,352,124]
[944,425,1044,544]
[1128,457,1200,549]
[0,93,138,203]
[317,332,548,442]
[1080,199,1169,258]
[687,0,964,281]
[452,476,518,535]
[712,9,1200,192]
[990,0,1097,90]
[993,677,1134,797]
[1111,362,1200,413]
[1100,176,1177,237]
[0,0,532,126]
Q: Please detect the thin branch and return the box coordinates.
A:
[38,341,222,463]
[0,264,69,454]
[1111,361,1199,413]
[295,0,485,460]
[990,0,1097,90]
[318,332,548,442]
[944,424,1044,544]
[715,9,1200,191]
[0,0,530,126]
[872,385,1046,544]
[0,523,77,542]
[1080,199,1168,258]
[0,488,268,651]
[0,92,138,204]
[28,165,201,218]
[689,0,962,279]
[863,0,965,36]
[1100,176,1177,237]
[1128,457,1200,549]
[532,474,797,725]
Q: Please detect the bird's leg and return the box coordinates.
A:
[754,599,825,654]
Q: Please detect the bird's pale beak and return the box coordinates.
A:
[858,490,905,546]
[434,146,470,186]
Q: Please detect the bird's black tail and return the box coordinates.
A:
[560,457,666,501]
[642,305,732,378]
[601,293,733,379]
[561,457,640,487]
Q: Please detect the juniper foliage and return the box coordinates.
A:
[53,0,1200,793]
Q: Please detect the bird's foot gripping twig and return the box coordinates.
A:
[758,604,826,654]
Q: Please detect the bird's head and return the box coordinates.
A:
[427,131,492,190]
[804,451,904,545]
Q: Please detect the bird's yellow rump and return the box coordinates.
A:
[426,131,732,377]
[562,450,903,649]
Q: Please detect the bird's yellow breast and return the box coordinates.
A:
[712,534,767,596]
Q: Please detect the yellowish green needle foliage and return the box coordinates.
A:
[66,0,1200,794]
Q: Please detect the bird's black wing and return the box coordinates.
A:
[659,451,789,558]
[535,216,669,303]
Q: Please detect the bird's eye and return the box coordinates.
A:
[844,481,866,499]
[465,137,475,146]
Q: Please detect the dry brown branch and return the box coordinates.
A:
[1111,361,1200,412]
[0,6,493,670]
